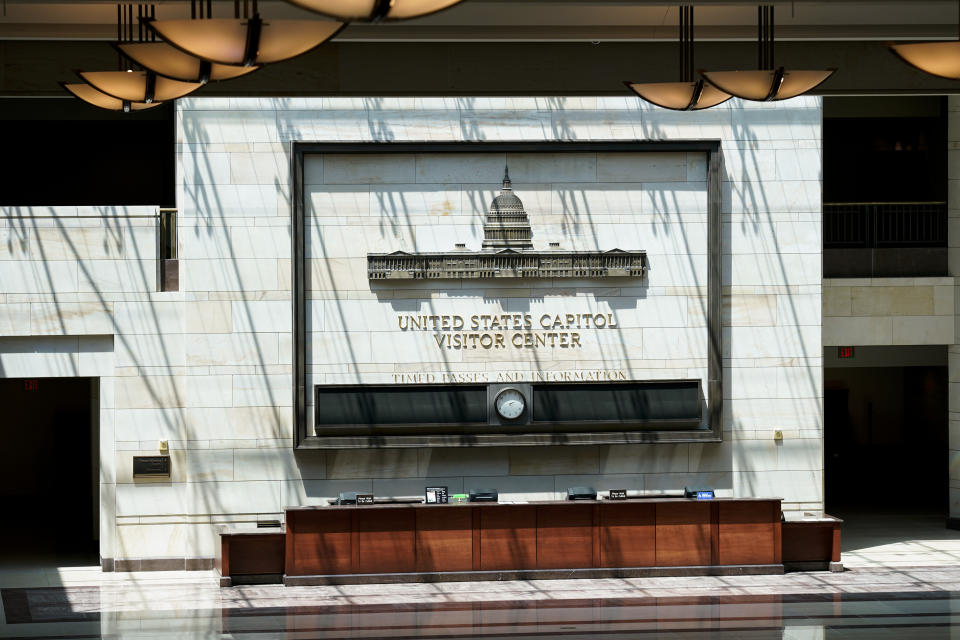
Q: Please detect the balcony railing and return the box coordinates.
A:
[823,202,947,278]
[823,202,946,249]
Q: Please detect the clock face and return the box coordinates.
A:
[495,388,526,420]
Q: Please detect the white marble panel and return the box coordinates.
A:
[31,227,126,261]
[596,152,687,182]
[725,325,820,359]
[180,184,285,219]
[114,301,184,335]
[186,449,234,482]
[415,153,506,184]
[182,258,279,292]
[726,252,822,287]
[306,185,371,218]
[641,327,707,359]
[117,332,185,368]
[323,154,416,184]
[187,480,282,514]
[0,227,30,260]
[234,449,325,481]
[230,300,292,334]
[179,149,231,185]
[185,333,280,366]
[115,374,233,409]
[233,374,292,407]
[0,260,77,293]
[29,301,114,335]
[80,259,155,293]
[117,524,186,558]
[503,153,597,183]
[185,300,232,334]
[369,184,463,219]
[0,302,31,336]
[0,335,81,377]
[116,483,187,517]
[180,225,289,260]
[230,151,287,185]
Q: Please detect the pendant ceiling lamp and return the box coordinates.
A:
[116,2,259,83]
[61,82,162,113]
[700,6,835,102]
[889,1,960,79]
[624,6,731,111]
[282,0,463,22]
[76,4,202,104]
[144,0,344,67]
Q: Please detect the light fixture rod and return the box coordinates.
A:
[757,5,775,70]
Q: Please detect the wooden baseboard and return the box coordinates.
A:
[282,564,785,586]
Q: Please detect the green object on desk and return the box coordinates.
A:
[451,493,468,503]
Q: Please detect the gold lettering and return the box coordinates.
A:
[494,333,505,348]
[512,333,524,348]
[433,333,448,349]
[539,314,552,328]
[570,332,581,347]
[480,334,494,349]
[594,313,606,328]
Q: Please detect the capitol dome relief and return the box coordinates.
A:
[482,165,534,250]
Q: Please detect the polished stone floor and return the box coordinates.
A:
[3,510,960,639]
[5,568,960,639]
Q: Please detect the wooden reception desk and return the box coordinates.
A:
[283,498,783,585]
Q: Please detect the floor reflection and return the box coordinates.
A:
[4,586,960,639]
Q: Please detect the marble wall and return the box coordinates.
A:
[823,277,954,346]
[0,96,824,565]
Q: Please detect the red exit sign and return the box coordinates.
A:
[23,379,39,391]
[837,346,855,359]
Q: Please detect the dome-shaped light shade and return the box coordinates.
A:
[700,67,835,102]
[624,80,731,111]
[889,41,960,79]
[61,83,162,112]
[116,42,259,82]
[284,0,462,21]
[78,70,202,103]
[144,17,343,67]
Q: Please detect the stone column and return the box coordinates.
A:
[949,95,960,526]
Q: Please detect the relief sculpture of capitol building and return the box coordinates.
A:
[367,166,647,280]
[3,1,960,635]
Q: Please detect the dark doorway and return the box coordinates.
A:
[824,364,947,512]
[0,377,98,566]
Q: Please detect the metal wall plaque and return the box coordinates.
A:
[355,494,374,504]
[133,455,170,478]
[608,489,628,500]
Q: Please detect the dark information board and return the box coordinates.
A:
[133,455,171,478]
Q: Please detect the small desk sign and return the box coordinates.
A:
[425,486,448,504]
[355,494,375,505]
[608,489,628,500]
[133,455,170,478]
[695,490,715,500]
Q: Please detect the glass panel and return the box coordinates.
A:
[315,386,487,426]
[533,381,701,424]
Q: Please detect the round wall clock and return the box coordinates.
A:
[495,388,526,420]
